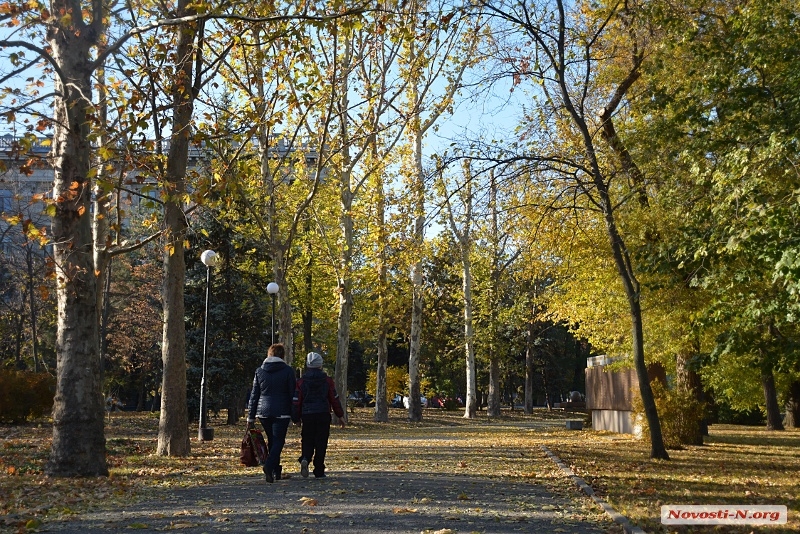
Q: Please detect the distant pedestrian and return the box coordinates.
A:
[293,352,345,478]
[247,343,296,483]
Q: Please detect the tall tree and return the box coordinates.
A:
[41,0,108,476]
[439,161,477,417]
[478,0,669,458]
[400,0,482,421]
[629,0,800,430]
[211,5,365,368]
[294,6,412,422]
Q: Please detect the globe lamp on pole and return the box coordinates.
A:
[267,282,279,345]
[198,250,219,441]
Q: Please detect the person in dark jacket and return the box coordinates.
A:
[247,343,296,483]
[292,352,345,478]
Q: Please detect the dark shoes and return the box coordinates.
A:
[263,465,274,483]
[300,458,309,478]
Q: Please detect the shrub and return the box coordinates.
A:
[632,380,706,449]
[711,400,765,426]
[0,370,56,423]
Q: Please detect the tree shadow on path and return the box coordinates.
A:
[45,470,618,533]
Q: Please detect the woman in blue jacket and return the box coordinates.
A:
[247,343,296,483]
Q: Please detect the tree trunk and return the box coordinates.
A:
[594,159,668,459]
[784,380,800,429]
[93,46,111,388]
[158,196,190,456]
[762,369,784,431]
[333,265,353,426]
[408,263,424,422]
[46,14,108,476]
[225,390,244,425]
[630,290,668,458]
[157,3,199,457]
[13,314,24,370]
[542,0,667,459]
[524,321,534,414]
[303,259,313,355]
[279,275,293,360]
[333,42,354,422]
[274,248,294,365]
[26,247,40,372]
[407,117,425,423]
[374,331,388,422]
[675,350,704,445]
[542,368,551,410]
[374,168,389,423]
[462,249,477,419]
[487,172,501,418]
[136,378,146,412]
[488,358,500,417]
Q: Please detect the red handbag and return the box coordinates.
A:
[240,428,268,467]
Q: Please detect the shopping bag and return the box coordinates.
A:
[251,429,268,465]
[240,428,258,467]
[240,428,268,467]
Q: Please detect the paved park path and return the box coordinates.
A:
[28,417,629,534]
[43,468,619,533]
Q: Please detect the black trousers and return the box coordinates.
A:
[300,412,331,476]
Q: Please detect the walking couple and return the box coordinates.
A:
[247,344,345,482]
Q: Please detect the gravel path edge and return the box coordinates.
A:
[541,445,648,534]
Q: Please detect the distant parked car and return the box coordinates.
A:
[402,395,428,409]
[347,391,375,407]
[391,394,404,408]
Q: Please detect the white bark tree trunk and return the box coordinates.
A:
[443,163,477,419]
[487,173,501,417]
[374,159,389,422]
[462,251,477,419]
[334,186,354,424]
[524,320,535,414]
[407,125,425,422]
[333,34,354,425]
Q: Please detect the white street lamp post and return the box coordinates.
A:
[267,282,279,345]
[199,250,219,441]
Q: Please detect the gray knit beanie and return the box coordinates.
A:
[306,352,323,368]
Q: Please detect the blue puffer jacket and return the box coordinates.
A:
[247,357,296,421]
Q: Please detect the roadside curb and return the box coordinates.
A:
[541,445,648,534]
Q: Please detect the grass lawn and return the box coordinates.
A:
[1,408,797,533]
[543,422,800,533]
